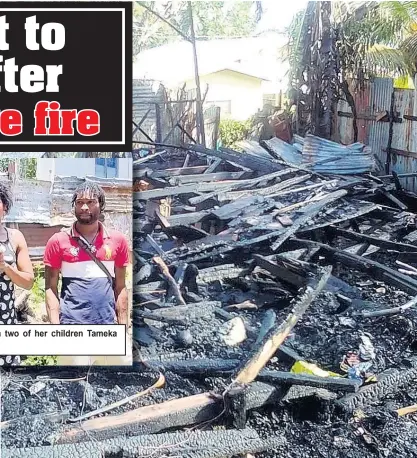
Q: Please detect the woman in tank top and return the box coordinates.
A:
[0,183,34,367]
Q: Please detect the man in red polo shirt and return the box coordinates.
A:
[44,181,129,325]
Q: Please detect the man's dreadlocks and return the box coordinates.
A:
[72,181,106,211]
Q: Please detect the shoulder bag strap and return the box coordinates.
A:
[72,236,115,288]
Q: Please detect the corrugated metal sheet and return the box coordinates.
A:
[368,78,393,169]
[264,135,374,174]
[263,137,302,165]
[302,135,375,174]
[133,79,163,144]
[4,180,51,225]
[392,89,414,153]
[335,80,373,145]
[334,77,417,191]
[51,176,131,221]
[0,152,47,159]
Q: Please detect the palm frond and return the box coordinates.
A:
[364,44,413,76]
[401,32,417,61]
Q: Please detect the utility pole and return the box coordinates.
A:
[136,1,206,147]
[187,2,206,147]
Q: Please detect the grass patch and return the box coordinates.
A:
[31,265,45,305]
[22,265,58,366]
[23,356,57,366]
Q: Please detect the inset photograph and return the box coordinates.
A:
[0,156,133,367]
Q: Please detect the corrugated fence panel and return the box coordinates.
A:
[335,77,417,192]
[132,80,162,144]
[336,98,354,144]
[390,89,417,193]
[368,78,393,169]
[392,89,414,152]
[335,80,373,145]
[354,79,372,144]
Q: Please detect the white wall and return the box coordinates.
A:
[186,70,264,121]
[117,159,132,180]
[36,159,132,181]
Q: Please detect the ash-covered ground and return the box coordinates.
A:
[136,245,417,458]
[3,246,417,456]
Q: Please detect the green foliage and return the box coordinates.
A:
[21,158,37,179]
[134,2,258,53]
[31,266,45,305]
[288,1,417,80]
[23,355,57,366]
[219,119,250,148]
[0,158,37,178]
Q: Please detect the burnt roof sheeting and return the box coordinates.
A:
[265,135,375,174]
[263,137,303,165]
[302,135,375,174]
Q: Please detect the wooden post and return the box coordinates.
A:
[188,2,206,147]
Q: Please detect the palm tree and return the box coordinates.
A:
[288,1,417,140]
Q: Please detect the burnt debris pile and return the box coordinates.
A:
[3,141,417,457]
[133,142,417,457]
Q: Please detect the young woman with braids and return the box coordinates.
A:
[0,182,34,367]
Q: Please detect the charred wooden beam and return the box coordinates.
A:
[152,165,209,177]
[211,196,272,221]
[252,255,306,288]
[163,225,209,242]
[57,382,283,444]
[165,190,346,265]
[258,370,360,392]
[336,360,417,413]
[136,301,219,324]
[146,234,165,256]
[228,266,332,388]
[136,180,236,200]
[189,143,283,174]
[253,309,277,348]
[168,210,211,226]
[152,256,186,305]
[145,358,360,393]
[168,228,285,265]
[353,295,417,318]
[293,238,417,296]
[205,157,222,173]
[328,227,417,252]
[219,174,311,202]
[188,168,296,206]
[271,190,348,251]
[169,171,247,185]
[14,427,284,458]
[296,203,380,234]
[197,264,248,283]
[378,189,408,210]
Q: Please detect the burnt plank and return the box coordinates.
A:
[253,255,306,288]
[188,168,297,206]
[189,143,283,174]
[329,227,417,252]
[293,238,417,296]
[136,180,237,200]
[169,171,247,185]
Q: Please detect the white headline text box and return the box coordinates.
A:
[0,325,127,356]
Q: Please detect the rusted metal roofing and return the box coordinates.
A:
[4,179,52,225]
[51,176,131,225]
[367,78,393,169]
